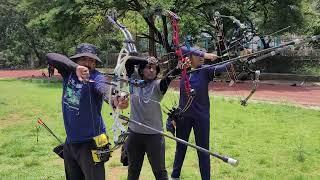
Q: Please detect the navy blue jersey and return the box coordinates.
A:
[47,53,108,143]
[179,63,229,119]
[62,71,107,143]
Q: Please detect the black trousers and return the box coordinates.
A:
[63,141,105,180]
[126,131,168,180]
[171,116,210,180]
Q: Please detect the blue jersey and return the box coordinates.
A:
[47,53,110,143]
[179,64,229,119]
[62,70,107,143]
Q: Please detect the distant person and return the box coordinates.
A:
[48,64,55,77]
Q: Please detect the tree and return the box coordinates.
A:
[0,0,45,67]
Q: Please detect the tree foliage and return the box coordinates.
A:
[0,0,318,68]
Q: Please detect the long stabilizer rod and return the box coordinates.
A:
[118,114,238,166]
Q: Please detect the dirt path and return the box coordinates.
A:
[0,69,58,78]
[1,69,319,108]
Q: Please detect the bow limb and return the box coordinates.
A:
[211,12,245,105]
[213,13,245,29]
[107,12,137,54]
[240,70,260,106]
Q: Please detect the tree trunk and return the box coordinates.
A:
[25,54,34,68]
[148,16,157,57]
[21,23,44,67]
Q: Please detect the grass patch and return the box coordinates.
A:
[0,79,319,179]
[292,64,320,75]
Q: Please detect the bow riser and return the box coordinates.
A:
[107,12,138,147]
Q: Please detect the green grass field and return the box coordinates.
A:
[0,79,319,180]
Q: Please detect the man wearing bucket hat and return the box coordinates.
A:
[46,43,128,180]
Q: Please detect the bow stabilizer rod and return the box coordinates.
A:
[118,114,238,166]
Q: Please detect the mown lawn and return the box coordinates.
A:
[0,79,319,180]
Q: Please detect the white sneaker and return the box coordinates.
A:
[170,178,180,180]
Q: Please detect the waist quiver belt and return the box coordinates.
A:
[91,134,112,164]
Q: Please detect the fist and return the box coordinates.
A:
[76,65,90,82]
[172,120,176,127]
[205,53,219,61]
[177,57,191,69]
[240,48,253,56]
[113,93,129,109]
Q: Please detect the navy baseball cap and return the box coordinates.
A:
[70,43,102,62]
